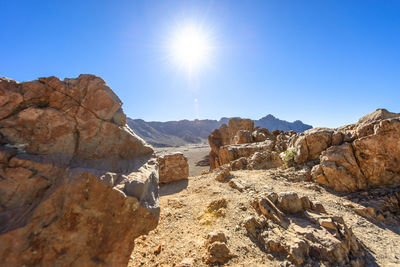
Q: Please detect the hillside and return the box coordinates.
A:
[127,115,312,147]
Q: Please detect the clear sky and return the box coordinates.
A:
[1,0,399,128]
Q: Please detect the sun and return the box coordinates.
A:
[170,25,212,73]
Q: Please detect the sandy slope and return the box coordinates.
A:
[129,168,400,266]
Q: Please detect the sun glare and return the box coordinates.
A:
[170,25,212,73]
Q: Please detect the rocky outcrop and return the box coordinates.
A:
[207,109,400,193]
[248,192,365,266]
[310,111,400,192]
[288,128,344,164]
[208,118,291,170]
[0,75,159,266]
[158,152,189,184]
[208,118,254,169]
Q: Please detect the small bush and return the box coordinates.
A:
[281,149,297,167]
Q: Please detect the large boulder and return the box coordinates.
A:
[0,75,159,266]
[312,115,400,192]
[157,152,189,184]
[288,128,343,164]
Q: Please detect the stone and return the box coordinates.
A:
[288,238,309,265]
[233,130,253,144]
[247,151,283,170]
[205,242,233,264]
[243,216,263,240]
[252,128,271,142]
[228,180,244,192]
[157,152,189,184]
[278,192,304,214]
[218,140,275,166]
[215,167,231,182]
[229,157,247,170]
[311,201,327,213]
[207,231,227,244]
[0,75,159,266]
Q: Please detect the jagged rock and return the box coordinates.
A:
[230,157,248,170]
[206,231,228,244]
[250,192,365,266]
[355,108,400,138]
[313,117,400,192]
[233,130,253,144]
[157,152,189,184]
[0,75,159,266]
[315,143,367,192]
[218,140,275,166]
[277,192,304,214]
[228,179,244,192]
[205,242,233,264]
[252,128,271,142]
[209,118,264,169]
[289,128,341,164]
[247,151,283,170]
[204,231,233,264]
[215,167,231,182]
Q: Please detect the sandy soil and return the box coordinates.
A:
[155,144,210,176]
[128,167,400,267]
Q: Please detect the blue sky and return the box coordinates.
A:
[1,0,399,128]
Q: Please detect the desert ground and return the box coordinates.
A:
[129,145,400,267]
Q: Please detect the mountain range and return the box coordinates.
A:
[127,115,312,147]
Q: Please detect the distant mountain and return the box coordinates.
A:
[127,115,312,147]
[255,114,312,132]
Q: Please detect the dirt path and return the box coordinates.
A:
[129,169,400,266]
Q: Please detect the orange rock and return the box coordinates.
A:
[0,75,159,266]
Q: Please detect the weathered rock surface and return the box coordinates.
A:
[204,231,233,264]
[158,152,189,184]
[208,118,254,169]
[312,115,400,192]
[345,187,400,224]
[208,118,289,170]
[0,75,159,266]
[250,192,365,266]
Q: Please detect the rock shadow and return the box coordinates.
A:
[159,179,189,196]
[325,187,400,236]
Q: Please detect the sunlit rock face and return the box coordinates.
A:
[208,118,290,170]
[0,75,159,266]
[312,115,400,192]
[157,152,189,184]
[286,109,400,193]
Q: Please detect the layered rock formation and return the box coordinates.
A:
[158,152,189,184]
[0,75,159,266]
[208,118,292,170]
